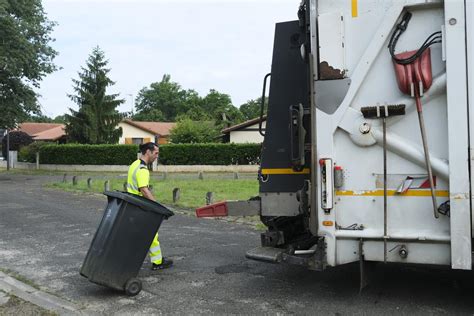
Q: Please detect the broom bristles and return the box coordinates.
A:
[360,104,406,118]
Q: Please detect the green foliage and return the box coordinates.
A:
[18,141,49,162]
[169,119,220,144]
[1,131,33,157]
[39,144,138,165]
[133,75,244,128]
[159,143,260,165]
[24,114,54,123]
[202,89,244,128]
[65,46,124,144]
[23,113,66,123]
[52,114,66,123]
[134,74,192,122]
[0,0,58,129]
[239,97,268,121]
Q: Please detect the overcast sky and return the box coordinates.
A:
[38,0,301,117]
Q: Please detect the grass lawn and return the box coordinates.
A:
[49,175,259,209]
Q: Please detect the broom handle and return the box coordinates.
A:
[415,96,439,218]
[383,117,387,263]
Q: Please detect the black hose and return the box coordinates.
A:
[388,11,442,65]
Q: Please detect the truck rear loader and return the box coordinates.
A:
[196,0,474,286]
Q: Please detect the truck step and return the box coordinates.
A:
[245,247,286,263]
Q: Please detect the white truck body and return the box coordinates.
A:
[311,0,473,269]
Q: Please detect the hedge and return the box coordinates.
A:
[19,142,47,163]
[37,143,261,165]
[159,143,261,165]
[39,144,139,165]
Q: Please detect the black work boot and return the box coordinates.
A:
[152,257,173,270]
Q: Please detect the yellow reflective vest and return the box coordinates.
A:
[127,159,149,196]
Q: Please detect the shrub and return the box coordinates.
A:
[18,142,50,162]
[39,144,138,165]
[1,131,33,158]
[169,119,220,144]
[159,143,261,165]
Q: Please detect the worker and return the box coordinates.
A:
[127,142,173,270]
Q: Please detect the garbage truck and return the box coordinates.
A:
[196,0,474,284]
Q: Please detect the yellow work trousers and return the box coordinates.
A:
[149,233,162,264]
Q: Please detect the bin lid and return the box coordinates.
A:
[104,191,174,218]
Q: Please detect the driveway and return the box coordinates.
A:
[0,173,474,315]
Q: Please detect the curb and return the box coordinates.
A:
[0,271,81,315]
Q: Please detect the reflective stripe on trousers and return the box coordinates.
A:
[149,233,162,264]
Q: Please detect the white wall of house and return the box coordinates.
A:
[118,122,155,144]
[229,121,266,143]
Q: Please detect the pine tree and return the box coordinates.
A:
[65,46,124,144]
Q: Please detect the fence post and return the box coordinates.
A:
[87,178,92,189]
[72,176,78,186]
[172,188,180,203]
[123,182,127,191]
[206,192,214,205]
[163,172,168,180]
[36,152,40,170]
[104,180,110,192]
[198,172,204,180]
[62,173,67,183]
[233,172,239,180]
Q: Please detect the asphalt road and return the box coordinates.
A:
[1,173,474,315]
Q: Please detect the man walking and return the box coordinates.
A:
[127,142,173,270]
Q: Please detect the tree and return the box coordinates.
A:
[239,97,268,121]
[24,114,54,123]
[134,74,192,122]
[178,106,213,121]
[0,0,58,129]
[1,131,33,158]
[65,47,124,144]
[52,114,66,123]
[169,118,220,144]
[201,89,244,128]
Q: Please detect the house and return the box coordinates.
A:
[221,116,266,143]
[118,120,176,145]
[18,123,66,142]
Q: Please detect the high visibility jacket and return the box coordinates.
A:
[127,159,149,196]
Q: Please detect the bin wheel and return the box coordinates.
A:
[124,278,142,296]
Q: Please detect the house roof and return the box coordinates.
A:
[221,116,267,134]
[122,120,176,137]
[18,123,64,136]
[32,125,66,141]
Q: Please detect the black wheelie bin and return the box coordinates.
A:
[80,191,174,296]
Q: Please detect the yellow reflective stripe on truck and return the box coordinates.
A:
[260,168,310,175]
[336,190,449,197]
[352,0,358,17]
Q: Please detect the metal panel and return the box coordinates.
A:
[315,78,351,114]
[318,12,346,79]
[261,192,300,216]
[259,21,311,194]
[445,0,472,269]
[226,201,261,217]
[358,241,451,266]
